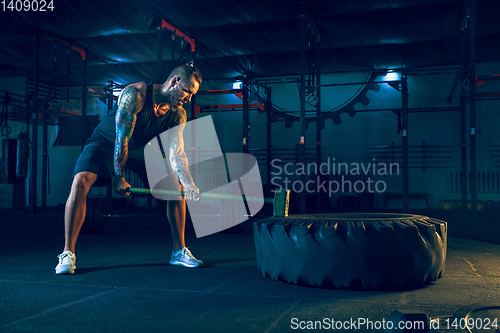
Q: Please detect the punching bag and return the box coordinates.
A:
[16,131,29,178]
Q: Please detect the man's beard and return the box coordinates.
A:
[167,88,183,107]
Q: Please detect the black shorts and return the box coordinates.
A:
[73,140,150,187]
[74,139,182,198]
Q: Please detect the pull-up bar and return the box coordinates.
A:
[195,103,264,115]
[197,89,242,95]
[162,19,195,52]
[40,31,86,60]
[311,80,401,88]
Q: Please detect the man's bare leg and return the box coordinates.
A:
[167,194,186,252]
[167,185,202,267]
[63,171,98,253]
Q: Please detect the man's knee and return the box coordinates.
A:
[72,172,97,194]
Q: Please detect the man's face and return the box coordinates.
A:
[169,75,200,107]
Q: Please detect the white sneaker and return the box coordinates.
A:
[169,247,203,268]
[55,251,76,275]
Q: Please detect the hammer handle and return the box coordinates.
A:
[127,187,274,204]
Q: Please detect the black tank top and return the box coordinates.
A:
[88,83,176,150]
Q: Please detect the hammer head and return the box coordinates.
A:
[273,189,290,217]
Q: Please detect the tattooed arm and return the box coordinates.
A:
[167,108,199,200]
[113,84,144,195]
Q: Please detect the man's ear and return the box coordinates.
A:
[171,76,180,87]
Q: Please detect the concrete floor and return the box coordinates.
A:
[0,208,499,333]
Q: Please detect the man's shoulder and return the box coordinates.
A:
[117,82,148,112]
[126,82,148,96]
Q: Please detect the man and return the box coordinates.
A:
[55,63,203,275]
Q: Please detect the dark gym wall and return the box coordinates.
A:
[1,61,499,209]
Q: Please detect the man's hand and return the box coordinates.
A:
[183,184,200,201]
[113,176,131,196]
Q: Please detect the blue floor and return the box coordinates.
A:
[0,208,499,332]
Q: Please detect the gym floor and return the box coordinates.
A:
[0,207,499,333]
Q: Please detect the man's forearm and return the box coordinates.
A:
[114,138,128,178]
[114,85,139,178]
[170,154,195,187]
[167,117,195,187]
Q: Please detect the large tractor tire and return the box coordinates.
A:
[253,213,447,288]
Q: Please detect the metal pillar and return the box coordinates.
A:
[266,87,272,194]
[242,81,249,154]
[155,19,164,213]
[299,1,306,214]
[42,41,58,212]
[81,52,87,150]
[41,107,47,211]
[30,28,40,215]
[156,17,163,83]
[106,81,113,212]
[401,65,409,213]
[468,0,477,223]
[190,95,196,120]
[315,33,322,213]
[460,7,469,215]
